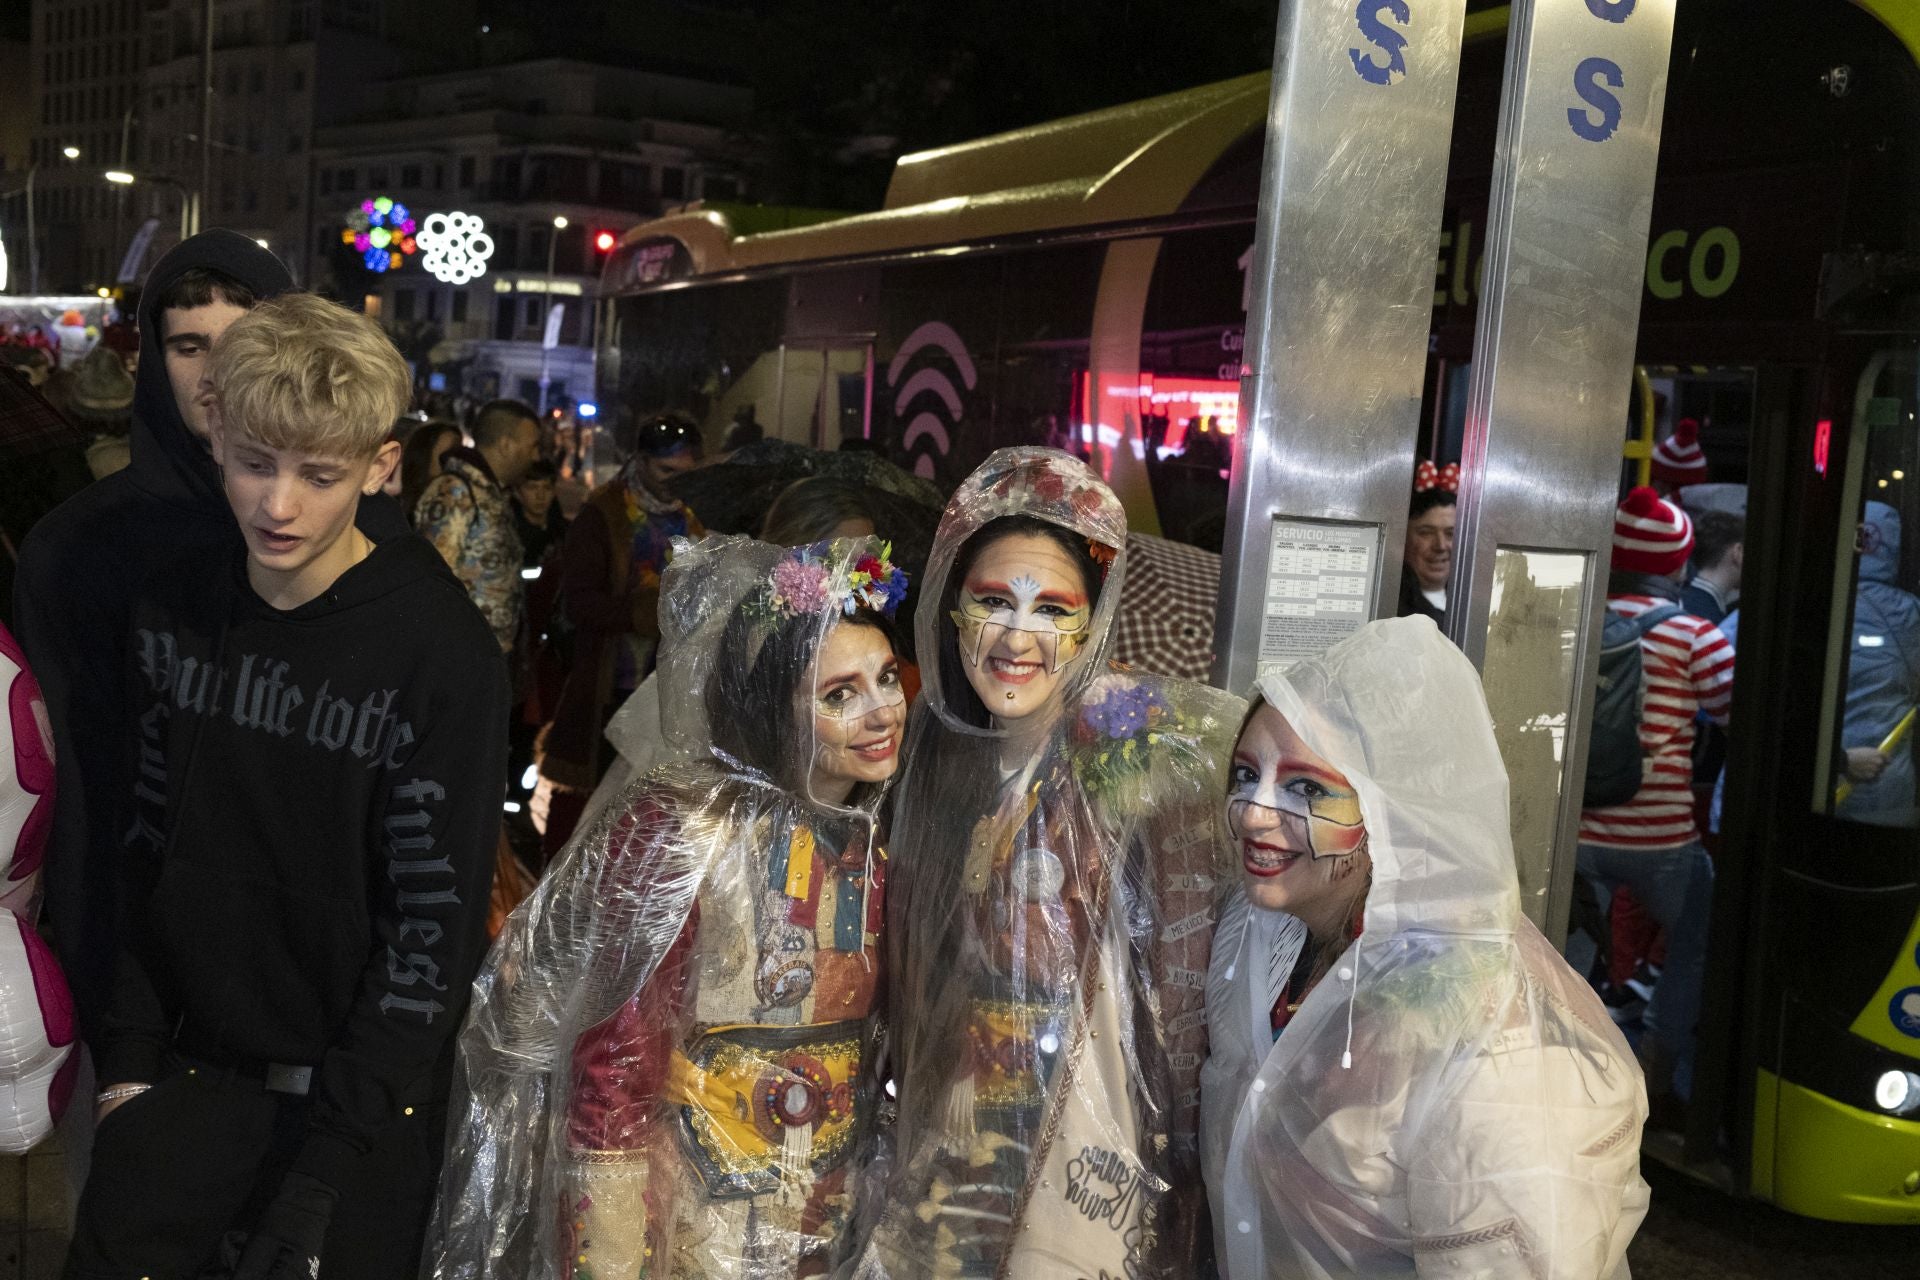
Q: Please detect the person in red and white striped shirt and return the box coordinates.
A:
[1578,486,1733,1110]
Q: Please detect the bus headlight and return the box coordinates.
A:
[1874,1069,1915,1113]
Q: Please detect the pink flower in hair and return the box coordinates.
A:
[770,557,831,616]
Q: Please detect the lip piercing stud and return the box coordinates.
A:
[1006,691,1017,700]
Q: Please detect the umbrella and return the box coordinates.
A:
[668,439,947,576]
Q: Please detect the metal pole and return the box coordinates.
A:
[24,164,38,294]
[1444,0,1678,937]
[1212,0,1470,691]
[538,225,558,414]
[199,0,213,234]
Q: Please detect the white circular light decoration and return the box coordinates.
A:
[416,211,495,285]
[1874,1069,1912,1112]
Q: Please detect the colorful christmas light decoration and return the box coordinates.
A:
[416,211,495,285]
[343,196,419,273]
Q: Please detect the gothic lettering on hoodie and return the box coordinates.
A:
[381,778,457,1023]
[126,629,461,1026]
[133,630,417,768]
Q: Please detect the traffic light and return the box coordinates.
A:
[593,230,616,254]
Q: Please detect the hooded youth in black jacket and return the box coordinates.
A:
[11,232,406,1045]
[101,529,508,1191]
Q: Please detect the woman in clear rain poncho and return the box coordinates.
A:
[1202,617,1649,1280]
[849,447,1245,1279]
[431,533,912,1279]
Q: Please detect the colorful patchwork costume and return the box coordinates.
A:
[432,535,907,1279]
[848,450,1243,1279]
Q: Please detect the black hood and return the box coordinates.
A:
[130,230,296,512]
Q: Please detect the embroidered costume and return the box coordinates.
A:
[1202,618,1649,1279]
[432,536,908,1279]
[849,449,1242,1279]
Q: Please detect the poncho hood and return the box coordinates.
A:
[129,230,296,512]
[1253,614,1522,939]
[915,446,1128,736]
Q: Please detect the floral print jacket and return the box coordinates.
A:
[415,448,525,654]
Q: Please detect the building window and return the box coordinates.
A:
[660,166,684,199]
[288,133,303,153]
[244,188,258,212]
[523,296,542,327]
[458,156,475,187]
[368,165,388,187]
[335,166,355,190]
[286,189,299,211]
[433,163,444,190]
[291,68,306,92]
[425,290,440,322]
[451,290,469,324]
[400,163,420,188]
[249,67,264,94]
[393,288,415,321]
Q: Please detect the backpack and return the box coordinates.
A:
[1584,604,1684,808]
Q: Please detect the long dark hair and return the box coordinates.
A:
[934,514,1106,727]
[400,421,461,524]
[708,604,901,803]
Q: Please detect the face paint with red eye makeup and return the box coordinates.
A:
[1227,753,1367,860]
[950,572,1092,674]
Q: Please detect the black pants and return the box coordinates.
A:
[65,1056,445,1280]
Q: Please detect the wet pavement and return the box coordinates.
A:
[1631,1158,1920,1279]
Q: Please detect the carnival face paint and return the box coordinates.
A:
[1227,701,1369,918]
[954,533,1094,723]
[804,620,907,803]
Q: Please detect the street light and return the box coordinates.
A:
[0,142,86,292]
[552,215,568,231]
[100,170,194,242]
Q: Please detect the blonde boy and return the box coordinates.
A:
[73,294,508,1280]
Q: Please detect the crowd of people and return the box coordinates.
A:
[0,227,1907,1278]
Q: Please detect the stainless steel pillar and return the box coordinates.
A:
[1214,0,1470,693]
[1446,0,1679,936]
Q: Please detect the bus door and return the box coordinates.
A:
[773,342,873,450]
[1709,343,1920,1221]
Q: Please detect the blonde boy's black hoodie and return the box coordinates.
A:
[100,531,507,1190]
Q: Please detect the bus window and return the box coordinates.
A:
[874,245,1105,487]
[1819,349,1920,829]
[608,279,785,447]
[1137,222,1252,551]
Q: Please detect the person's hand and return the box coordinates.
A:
[232,1172,338,1280]
[94,1082,150,1124]
[1845,747,1890,783]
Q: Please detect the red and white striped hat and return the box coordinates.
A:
[1651,417,1708,489]
[1613,485,1694,575]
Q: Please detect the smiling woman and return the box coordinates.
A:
[431,535,910,1279]
[851,448,1244,1280]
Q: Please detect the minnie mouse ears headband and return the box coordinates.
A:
[1414,460,1460,494]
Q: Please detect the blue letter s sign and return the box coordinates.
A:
[1349,0,1411,87]
[1567,56,1624,141]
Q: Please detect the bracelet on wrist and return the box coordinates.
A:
[95,1083,151,1106]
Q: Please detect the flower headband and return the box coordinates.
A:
[760,541,910,622]
[1414,459,1460,494]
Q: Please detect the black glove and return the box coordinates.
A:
[231,1172,338,1280]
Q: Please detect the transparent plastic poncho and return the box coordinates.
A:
[847,447,1245,1279]
[431,533,912,1279]
[1203,618,1649,1280]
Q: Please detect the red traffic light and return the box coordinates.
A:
[593,230,617,253]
